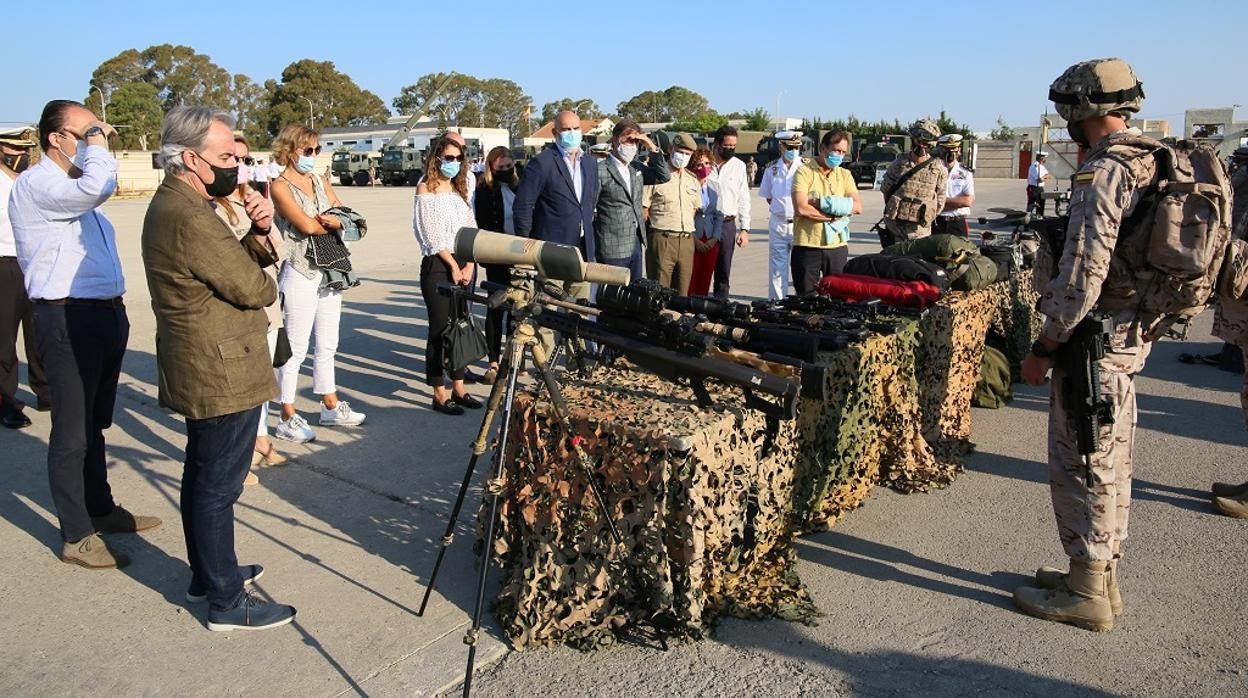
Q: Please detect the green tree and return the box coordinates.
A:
[540,98,602,124]
[743,107,771,131]
[88,44,233,112]
[267,59,390,136]
[232,74,273,148]
[989,116,1016,142]
[616,86,710,123]
[393,73,533,135]
[933,110,976,140]
[668,110,729,134]
[106,83,163,150]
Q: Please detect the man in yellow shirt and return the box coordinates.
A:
[790,130,861,295]
[642,133,701,294]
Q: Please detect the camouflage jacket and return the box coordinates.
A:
[881,155,948,227]
[1038,129,1158,347]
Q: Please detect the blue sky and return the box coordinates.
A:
[6,0,1245,134]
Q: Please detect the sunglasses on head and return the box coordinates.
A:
[442,154,464,162]
[238,155,256,166]
[301,146,322,157]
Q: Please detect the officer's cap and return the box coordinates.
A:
[776,130,803,147]
[0,126,38,148]
[937,134,963,149]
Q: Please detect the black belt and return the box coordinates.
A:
[724,215,737,222]
[34,297,125,308]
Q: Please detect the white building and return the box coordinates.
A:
[319,115,510,156]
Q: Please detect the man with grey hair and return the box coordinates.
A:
[10,99,162,569]
[142,106,295,631]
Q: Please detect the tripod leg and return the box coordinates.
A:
[417,352,515,617]
[462,337,525,697]
[528,341,623,547]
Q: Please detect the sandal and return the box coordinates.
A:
[254,444,289,468]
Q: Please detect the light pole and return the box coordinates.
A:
[300,96,314,130]
[93,85,108,122]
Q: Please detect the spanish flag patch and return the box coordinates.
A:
[1073,171,1097,185]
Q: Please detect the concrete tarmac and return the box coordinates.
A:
[1,177,1244,697]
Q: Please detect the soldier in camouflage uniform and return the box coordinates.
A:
[878,119,948,247]
[1209,158,1248,517]
[1015,58,1156,632]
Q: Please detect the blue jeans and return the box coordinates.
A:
[181,407,258,610]
[599,246,645,285]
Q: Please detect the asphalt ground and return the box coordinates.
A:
[1,177,1244,697]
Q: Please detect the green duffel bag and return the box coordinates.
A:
[884,234,980,270]
[949,254,1001,291]
[973,345,1014,409]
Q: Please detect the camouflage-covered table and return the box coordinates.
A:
[493,364,817,650]
[986,268,1043,381]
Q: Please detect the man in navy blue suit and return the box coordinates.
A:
[514,110,599,301]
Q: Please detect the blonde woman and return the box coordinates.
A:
[270,124,365,442]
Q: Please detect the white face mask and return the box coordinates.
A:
[671,151,691,169]
[59,137,88,168]
[615,142,638,164]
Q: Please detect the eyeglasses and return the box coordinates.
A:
[442,154,464,162]
[301,146,322,157]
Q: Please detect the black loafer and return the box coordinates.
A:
[451,393,483,409]
[1,410,32,429]
[431,399,465,416]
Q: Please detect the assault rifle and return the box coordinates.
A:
[1056,314,1116,487]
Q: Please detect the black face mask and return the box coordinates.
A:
[913,144,931,157]
[719,147,736,160]
[1068,121,1090,148]
[2,152,31,173]
[196,156,239,198]
[494,167,516,184]
[943,150,957,164]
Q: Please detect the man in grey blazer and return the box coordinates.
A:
[593,119,670,282]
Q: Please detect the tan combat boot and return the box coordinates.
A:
[62,533,131,569]
[1213,490,1248,519]
[1034,558,1123,615]
[1015,558,1114,632]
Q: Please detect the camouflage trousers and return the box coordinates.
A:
[1047,343,1149,561]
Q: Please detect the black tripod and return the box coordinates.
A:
[416,281,629,697]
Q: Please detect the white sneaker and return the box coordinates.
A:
[319,401,366,427]
[275,414,316,443]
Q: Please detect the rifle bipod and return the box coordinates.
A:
[415,318,665,697]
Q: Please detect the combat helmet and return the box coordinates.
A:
[1048,57,1144,122]
[909,119,941,144]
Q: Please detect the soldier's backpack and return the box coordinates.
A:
[973,345,1013,409]
[842,253,951,291]
[884,234,1000,291]
[1111,137,1234,339]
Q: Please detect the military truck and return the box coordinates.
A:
[331,149,381,186]
[379,147,424,186]
[847,134,909,188]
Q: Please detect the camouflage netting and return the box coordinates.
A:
[916,288,995,470]
[985,268,1043,381]
[492,363,817,650]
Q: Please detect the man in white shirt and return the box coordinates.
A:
[933,134,976,237]
[1027,151,1050,215]
[0,127,47,429]
[9,100,161,569]
[758,131,804,299]
[710,125,751,299]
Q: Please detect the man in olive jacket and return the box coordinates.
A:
[142,107,296,631]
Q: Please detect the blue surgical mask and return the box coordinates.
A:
[440,160,461,179]
[825,153,844,168]
[782,148,799,163]
[558,130,582,151]
[296,155,317,174]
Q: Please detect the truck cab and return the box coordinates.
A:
[848,135,909,188]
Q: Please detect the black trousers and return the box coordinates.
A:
[0,257,46,414]
[1027,185,1046,216]
[790,245,849,295]
[32,301,128,542]
[182,407,257,610]
[932,216,970,237]
[483,264,510,363]
[420,255,467,386]
[712,218,739,299]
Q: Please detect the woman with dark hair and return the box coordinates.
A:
[688,147,723,296]
[414,137,482,415]
[473,146,519,385]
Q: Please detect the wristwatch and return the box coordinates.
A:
[1030,340,1057,358]
[84,126,105,139]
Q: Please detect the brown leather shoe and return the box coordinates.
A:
[62,533,130,569]
[91,505,162,534]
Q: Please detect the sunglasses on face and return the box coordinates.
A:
[442,154,464,162]
[301,146,322,157]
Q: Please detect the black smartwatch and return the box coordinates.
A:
[1030,340,1057,358]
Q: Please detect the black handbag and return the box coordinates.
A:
[272,327,292,368]
[442,297,488,374]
